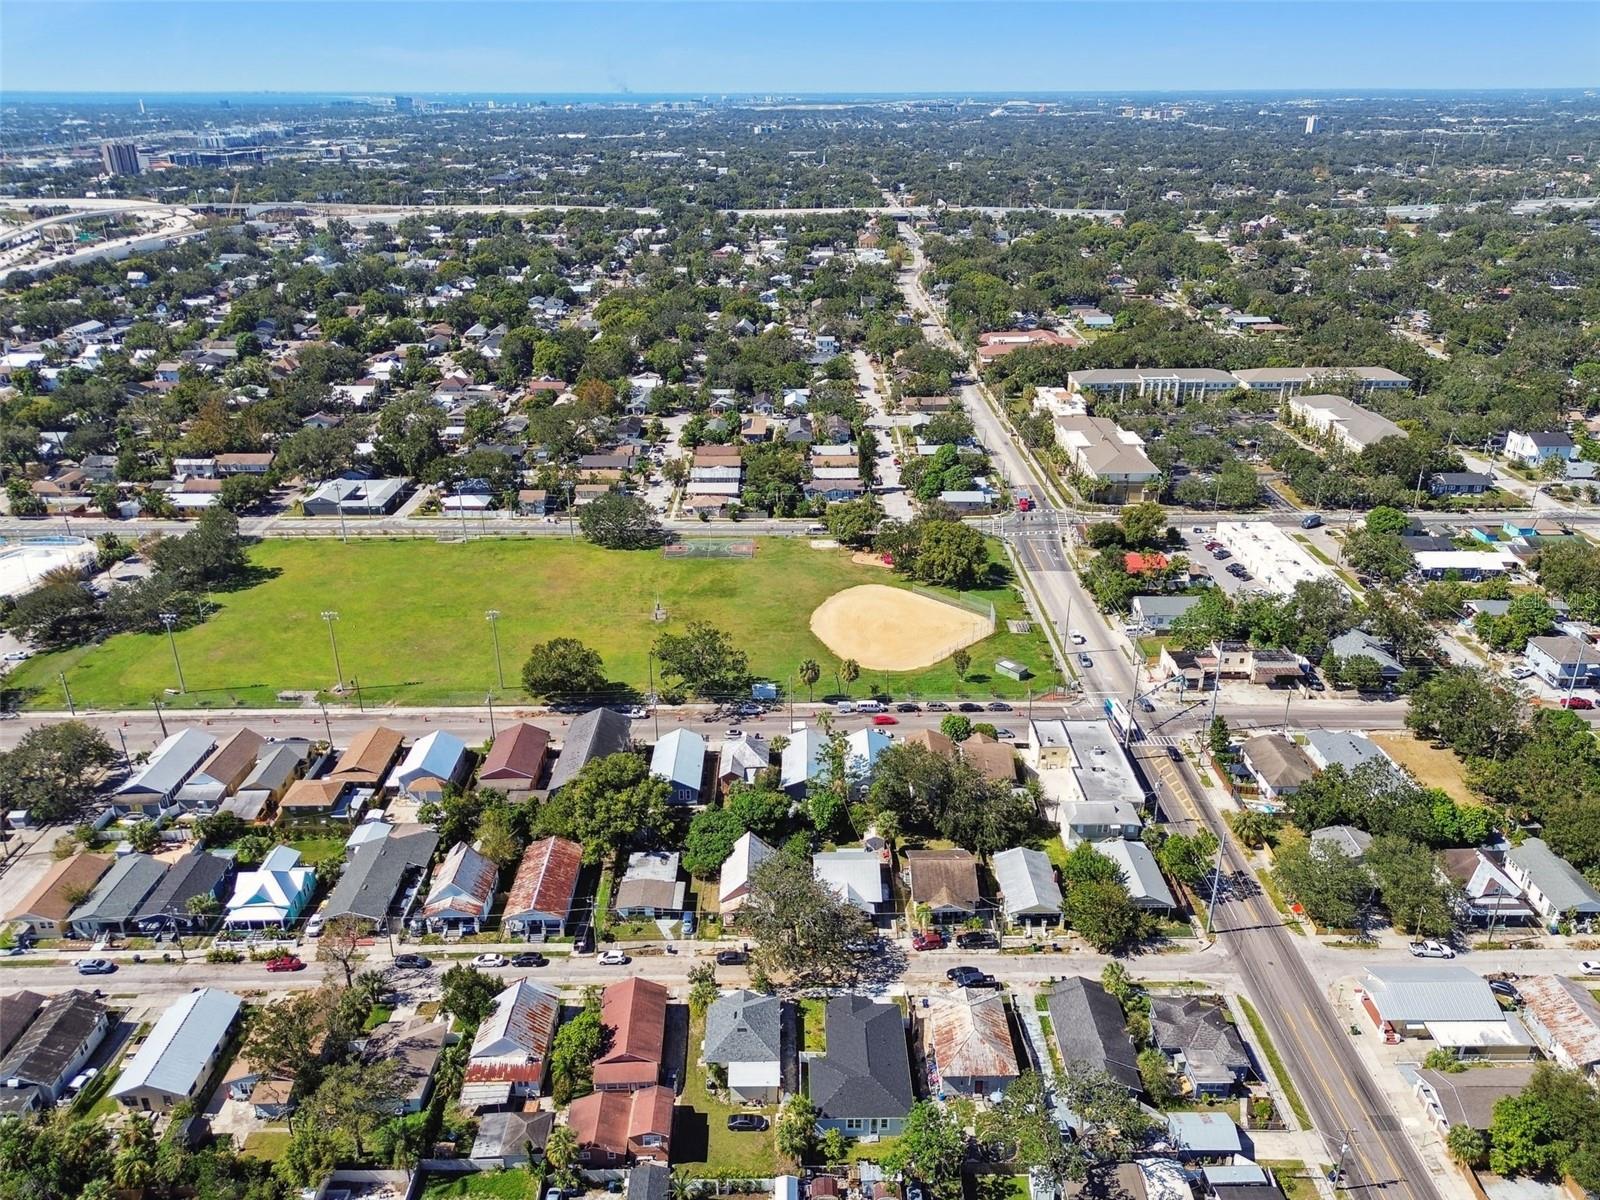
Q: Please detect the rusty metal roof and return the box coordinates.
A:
[1516,974,1600,1068]
[594,977,668,1087]
[470,979,559,1067]
[504,837,582,921]
[926,987,1019,1083]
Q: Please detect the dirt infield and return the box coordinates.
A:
[809,584,993,671]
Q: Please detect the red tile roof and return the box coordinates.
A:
[567,1084,674,1162]
[1124,552,1170,574]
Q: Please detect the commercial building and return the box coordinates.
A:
[100,140,142,176]
[1053,414,1161,500]
[1029,719,1146,834]
[1215,521,1335,596]
[1067,368,1238,404]
[302,477,411,516]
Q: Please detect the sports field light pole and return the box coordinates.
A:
[486,609,505,690]
[321,610,345,692]
[158,612,187,693]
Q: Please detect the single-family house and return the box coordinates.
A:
[470,1110,555,1166]
[1328,630,1404,682]
[362,1017,449,1114]
[650,728,706,805]
[809,995,914,1136]
[922,987,1019,1098]
[718,831,775,915]
[1505,430,1576,467]
[110,987,241,1113]
[178,729,267,806]
[1503,838,1600,923]
[1523,635,1600,690]
[992,847,1062,925]
[1513,975,1600,1077]
[0,990,109,1109]
[1059,800,1143,847]
[115,728,217,812]
[0,993,42,1062]
[844,728,891,779]
[131,849,231,933]
[703,989,784,1105]
[388,732,466,802]
[1311,825,1373,862]
[478,722,551,790]
[613,851,686,919]
[813,849,887,915]
[1238,734,1317,803]
[1045,977,1140,1092]
[223,846,315,929]
[904,849,981,923]
[1130,595,1202,633]
[549,708,634,792]
[1165,1111,1244,1161]
[5,853,110,938]
[1439,849,1534,926]
[321,828,439,926]
[462,979,561,1108]
[1430,472,1492,497]
[1150,996,1252,1097]
[717,734,770,792]
[1412,1064,1540,1135]
[568,1084,675,1164]
[68,852,168,938]
[329,725,405,788]
[228,743,308,818]
[594,977,669,1091]
[961,734,1018,786]
[1302,730,1394,774]
[503,836,583,941]
[779,727,825,793]
[420,843,497,933]
[1094,839,1176,911]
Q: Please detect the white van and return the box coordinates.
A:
[834,701,856,714]
[855,700,885,714]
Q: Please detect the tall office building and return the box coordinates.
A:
[393,95,414,113]
[100,140,142,176]
[1303,115,1320,135]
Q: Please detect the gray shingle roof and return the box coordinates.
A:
[548,708,633,791]
[0,990,105,1089]
[1150,996,1252,1088]
[323,829,440,923]
[71,853,168,928]
[133,850,230,925]
[704,990,782,1066]
[1045,977,1140,1091]
[809,995,914,1120]
[1505,838,1600,914]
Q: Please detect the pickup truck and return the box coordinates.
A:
[1408,940,1455,959]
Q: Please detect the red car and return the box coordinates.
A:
[1560,696,1594,710]
[265,955,305,972]
[911,929,946,951]
[872,713,898,725]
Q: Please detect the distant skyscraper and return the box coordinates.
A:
[394,95,414,113]
[100,140,141,176]
[1304,116,1320,135]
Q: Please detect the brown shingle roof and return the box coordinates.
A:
[905,849,981,912]
[198,729,266,791]
[961,735,1017,785]
[902,729,957,759]
[5,853,112,923]
[278,779,344,811]
[331,726,404,784]
[479,723,551,784]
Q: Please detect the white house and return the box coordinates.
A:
[1505,430,1577,468]
[718,832,775,914]
[650,729,706,805]
[223,846,315,929]
[813,849,886,914]
[420,842,498,933]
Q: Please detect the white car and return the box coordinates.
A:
[1580,960,1600,976]
[1509,666,1535,680]
[472,953,509,969]
[1069,630,1086,645]
[1408,940,1455,959]
[1,651,29,663]
[597,950,630,966]
[304,913,325,938]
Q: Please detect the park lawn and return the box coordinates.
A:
[1369,732,1480,804]
[676,1010,780,1176]
[10,537,1054,710]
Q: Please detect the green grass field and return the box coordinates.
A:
[10,536,1055,709]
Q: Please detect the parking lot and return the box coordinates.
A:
[1177,524,1256,597]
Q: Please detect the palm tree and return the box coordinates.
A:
[798,658,821,701]
[840,658,860,696]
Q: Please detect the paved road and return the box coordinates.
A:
[895,217,1449,1200]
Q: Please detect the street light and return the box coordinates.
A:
[321,610,345,692]
[486,609,505,691]
[158,612,186,693]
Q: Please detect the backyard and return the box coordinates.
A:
[673,1010,781,1176]
[10,536,1054,709]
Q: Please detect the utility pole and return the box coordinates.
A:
[152,697,168,738]
[321,610,344,691]
[486,609,505,690]
[647,651,661,742]
[116,727,131,771]
[1205,835,1226,935]
[59,673,75,716]
[318,700,333,745]
[486,691,497,739]
[158,611,186,693]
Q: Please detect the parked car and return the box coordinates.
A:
[927,702,952,712]
[727,1115,770,1132]
[912,929,947,951]
[304,913,325,938]
[472,953,509,968]
[956,930,999,950]
[1212,549,1231,560]
[872,714,899,726]
[986,701,1012,712]
[1300,513,1323,529]
[510,952,548,968]
[682,912,697,935]
[598,950,630,966]
[946,965,999,988]
[1561,696,1595,710]
[1,651,30,663]
[76,958,116,975]
[1488,980,1521,1002]
[65,1067,99,1094]
[265,955,305,972]
[393,954,432,970]
[715,949,748,966]
[993,728,1016,740]
[1509,666,1535,680]
[896,702,922,713]
[1408,940,1455,959]
[1581,961,1600,976]
[834,701,855,714]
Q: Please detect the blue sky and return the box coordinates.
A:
[3,2,1595,94]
